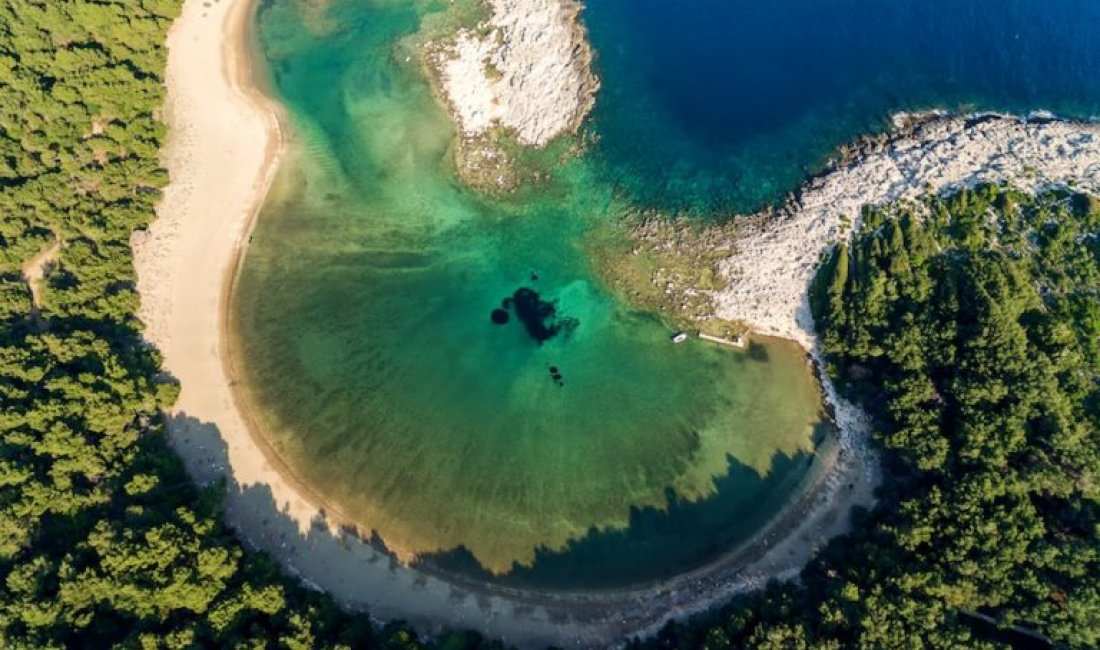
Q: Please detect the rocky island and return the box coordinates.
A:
[427,0,598,190]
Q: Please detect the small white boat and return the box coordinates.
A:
[671,332,689,344]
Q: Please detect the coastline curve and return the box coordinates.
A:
[135,1,875,646]
[136,0,1100,647]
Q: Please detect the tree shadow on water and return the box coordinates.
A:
[161,411,852,648]
[163,412,652,648]
[417,448,818,591]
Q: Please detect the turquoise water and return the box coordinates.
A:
[238,0,822,582]
[236,0,1100,587]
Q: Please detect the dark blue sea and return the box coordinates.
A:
[585,0,1100,212]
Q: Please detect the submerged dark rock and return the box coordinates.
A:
[511,287,556,342]
[490,285,579,345]
[548,365,564,386]
[511,286,577,344]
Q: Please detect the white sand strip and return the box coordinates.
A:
[132,0,318,540]
[134,2,874,646]
[135,2,1100,648]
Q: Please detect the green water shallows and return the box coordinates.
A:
[234,0,823,579]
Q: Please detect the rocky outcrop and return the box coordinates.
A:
[426,0,598,191]
[714,113,1100,348]
[435,0,597,146]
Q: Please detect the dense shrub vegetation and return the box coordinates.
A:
[2,1,1097,649]
[641,186,1100,649]
[0,2,497,648]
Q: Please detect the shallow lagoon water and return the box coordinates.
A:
[238,0,823,582]
[235,0,1100,585]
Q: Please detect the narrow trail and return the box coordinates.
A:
[22,238,59,328]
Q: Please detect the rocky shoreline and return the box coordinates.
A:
[140,0,1100,646]
[615,113,1100,522]
[417,1,1100,643]
[424,0,598,191]
[714,112,1100,349]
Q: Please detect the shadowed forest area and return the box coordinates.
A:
[635,186,1099,649]
[0,2,495,648]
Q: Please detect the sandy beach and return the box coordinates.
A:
[133,1,876,646]
[132,0,311,526]
[134,0,1100,647]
